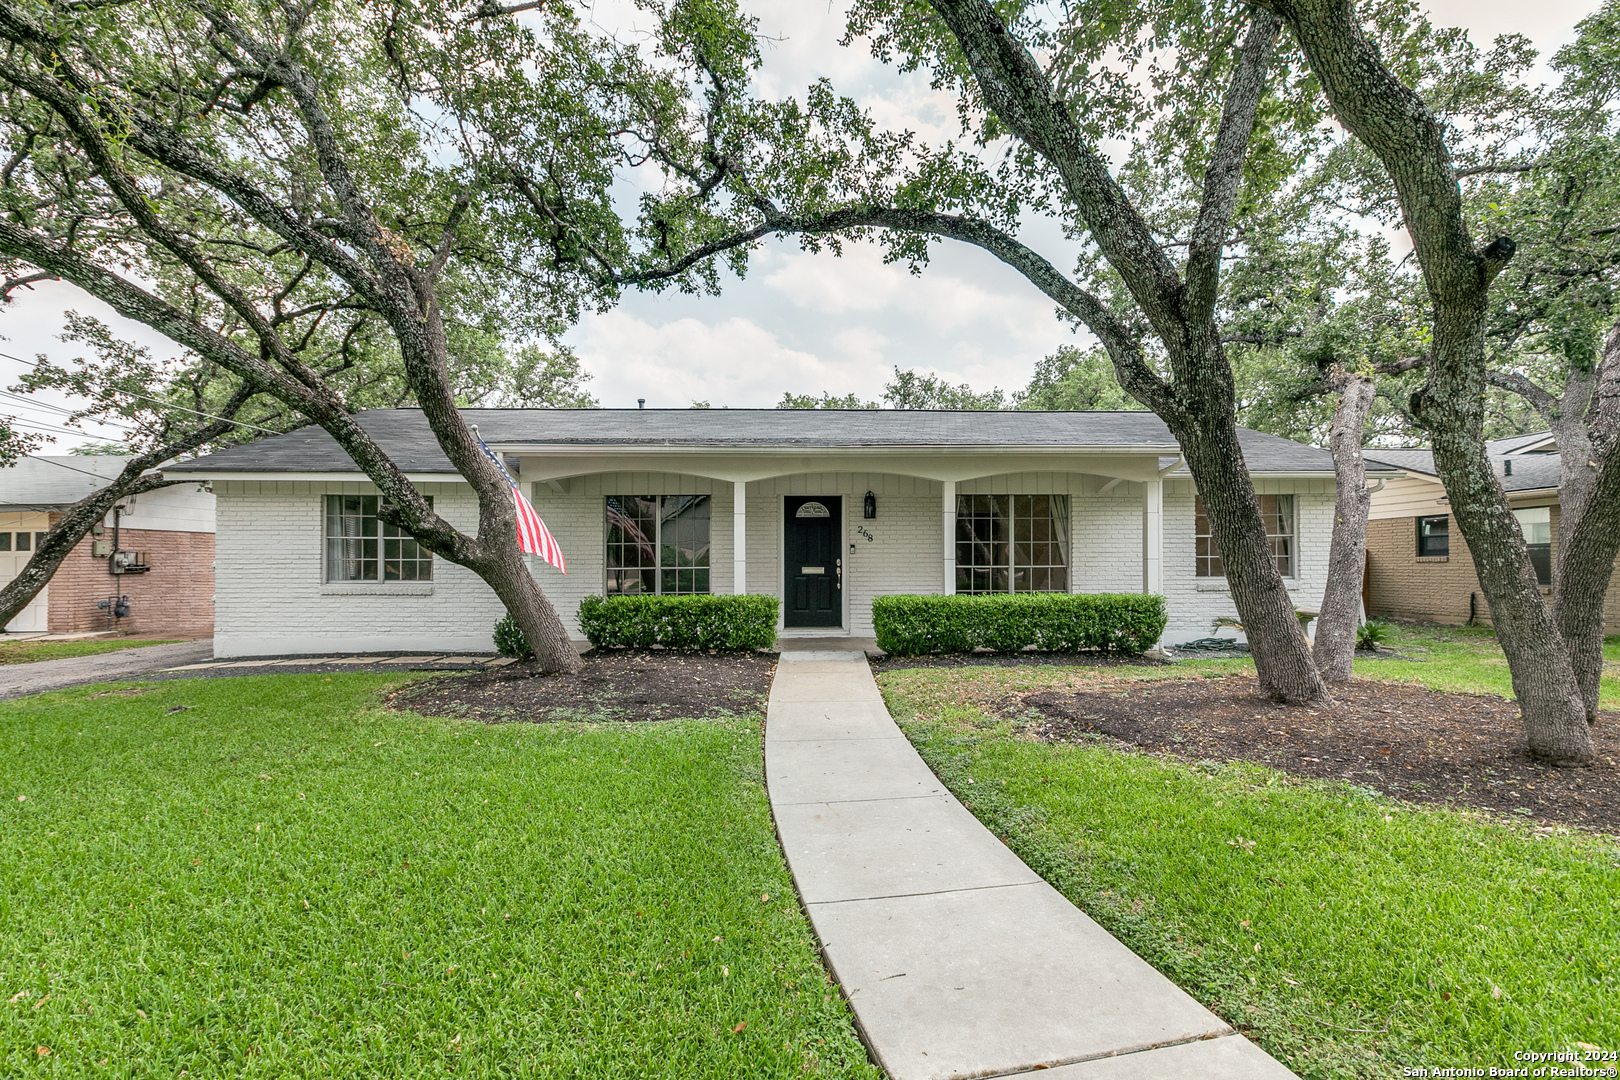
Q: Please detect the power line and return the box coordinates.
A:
[7,416,131,440]
[0,388,137,431]
[0,350,286,436]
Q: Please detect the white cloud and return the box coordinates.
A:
[761,239,1062,347]
[571,309,892,407]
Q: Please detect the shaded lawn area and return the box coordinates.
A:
[0,674,879,1079]
[0,637,183,665]
[877,667,1620,1080]
[1150,624,1620,711]
[1350,623,1620,710]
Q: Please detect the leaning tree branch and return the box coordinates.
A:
[925,0,1187,345]
[0,218,468,560]
[1485,368,1561,420]
[0,379,258,627]
[1250,0,1511,289]
[617,204,1171,413]
[1185,10,1283,316]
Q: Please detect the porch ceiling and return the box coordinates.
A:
[512,449,1176,485]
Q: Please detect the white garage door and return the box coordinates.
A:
[0,530,49,633]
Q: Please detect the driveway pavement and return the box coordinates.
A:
[766,650,1298,1080]
[0,639,214,700]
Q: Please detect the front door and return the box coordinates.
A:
[784,496,842,628]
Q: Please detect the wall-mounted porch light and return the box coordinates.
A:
[863,490,877,519]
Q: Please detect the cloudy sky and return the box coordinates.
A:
[0,0,1604,444]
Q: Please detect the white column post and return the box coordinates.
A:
[1142,479,1163,595]
[732,479,748,595]
[942,479,957,595]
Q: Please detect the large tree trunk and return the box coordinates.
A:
[1263,0,1594,764]
[1551,320,1620,721]
[1418,310,1593,765]
[383,261,583,674]
[1314,370,1376,682]
[1176,415,1327,703]
[467,538,579,669]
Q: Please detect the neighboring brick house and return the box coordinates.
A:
[1364,433,1620,626]
[0,455,216,636]
[168,409,1399,657]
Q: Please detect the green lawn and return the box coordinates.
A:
[877,666,1620,1079]
[0,637,184,665]
[1,674,879,1079]
[1162,623,1620,710]
[1350,623,1620,710]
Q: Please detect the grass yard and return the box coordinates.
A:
[877,665,1620,1079]
[1350,623,1620,710]
[0,674,880,1079]
[1164,624,1620,710]
[0,637,184,665]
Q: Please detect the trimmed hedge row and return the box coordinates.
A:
[872,592,1167,656]
[494,594,781,656]
[578,594,780,651]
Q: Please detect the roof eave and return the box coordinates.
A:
[491,442,1185,455]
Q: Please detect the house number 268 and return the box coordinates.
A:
[856,525,874,542]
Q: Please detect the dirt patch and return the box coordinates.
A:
[1018,674,1620,833]
[387,649,776,724]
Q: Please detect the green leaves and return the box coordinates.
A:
[872,593,1168,656]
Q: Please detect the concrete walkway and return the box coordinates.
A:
[0,639,214,700]
[766,650,1297,1080]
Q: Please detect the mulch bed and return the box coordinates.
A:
[871,651,1169,672]
[1016,674,1620,833]
[387,649,777,724]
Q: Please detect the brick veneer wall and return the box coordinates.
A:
[1365,507,1620,626]
[47,526,215,636]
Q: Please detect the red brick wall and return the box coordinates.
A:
[48,526,214,636]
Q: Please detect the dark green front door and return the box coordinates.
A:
[784,496,842,628]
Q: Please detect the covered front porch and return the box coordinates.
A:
[512,447,1183,640]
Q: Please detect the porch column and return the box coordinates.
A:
[1142,479,1163,594]
[942,479,957,595]
[732,479,748,595]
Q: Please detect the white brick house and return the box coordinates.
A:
[169,410,1383,657]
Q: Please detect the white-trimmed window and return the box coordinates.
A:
[955,494,1070,594]
[605,495,711,595]
[324,495,433,582]
[1513,506,1552,585]
[1195,495,1294,577]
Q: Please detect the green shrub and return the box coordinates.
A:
[492,614,533,659]
[872,593,1167,656]
[1356,619,1392,651]
[576,594,780,651]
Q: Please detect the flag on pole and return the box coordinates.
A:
[473,428,566,574]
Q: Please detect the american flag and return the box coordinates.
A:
[474,430,566,574]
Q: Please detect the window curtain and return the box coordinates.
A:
[1049,495,1070,591]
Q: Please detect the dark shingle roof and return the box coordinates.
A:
[1364,447,1436,476]
[169,408,1364,476]
[1365,434,1561,494]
